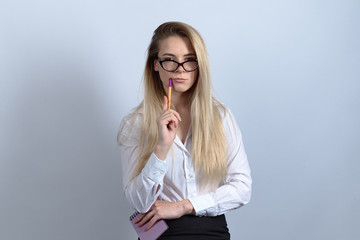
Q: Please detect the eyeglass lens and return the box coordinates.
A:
[161,60,198,72]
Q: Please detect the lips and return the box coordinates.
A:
[173,78,186,82]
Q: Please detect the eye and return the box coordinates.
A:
[162,58,174,61]
[185,58,197,61]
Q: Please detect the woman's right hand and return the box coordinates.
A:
[154,96,181,160]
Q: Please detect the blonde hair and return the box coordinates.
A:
[118,22,228,189]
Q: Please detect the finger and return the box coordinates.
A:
[159,110,180,122]
[163,96,168,111]
[158,109,181,126]
[167,118,179,130]
[158,114,179,128]
[164,109,181,122]
[145,215,161,231]
[138,211,155,227]
[158,113,178,125]
[172,121,177,129]
[175,112,182,122]
[133,213,145,224]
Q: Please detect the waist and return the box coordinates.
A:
[159,214,230,240]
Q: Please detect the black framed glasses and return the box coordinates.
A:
[157,58,199,72]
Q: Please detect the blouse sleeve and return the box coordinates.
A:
[118,115,168,213]
[188,109,252,216]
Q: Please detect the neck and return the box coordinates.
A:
[171,91,191,111]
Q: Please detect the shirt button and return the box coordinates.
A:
[188,173,193,179]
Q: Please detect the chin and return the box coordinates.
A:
[174,87,192,93]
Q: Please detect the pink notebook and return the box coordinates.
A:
[130,212,169,240]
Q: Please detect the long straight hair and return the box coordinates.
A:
[118,22,228,190]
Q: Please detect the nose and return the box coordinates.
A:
[175,63,186,73]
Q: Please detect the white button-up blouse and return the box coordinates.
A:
[119,107,252,216]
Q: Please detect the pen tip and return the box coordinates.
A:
[169,78,172,87]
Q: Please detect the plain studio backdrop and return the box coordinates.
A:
[1,0,359,239]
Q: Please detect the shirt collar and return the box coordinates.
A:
[173,125,192,154]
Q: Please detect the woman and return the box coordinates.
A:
[118,21,252,240]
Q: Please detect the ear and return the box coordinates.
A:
[154,59,159,71]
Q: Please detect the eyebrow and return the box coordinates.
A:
[161,53,197,58]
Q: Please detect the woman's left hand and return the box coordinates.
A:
[134,200,195,231]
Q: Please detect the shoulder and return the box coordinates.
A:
[213,99,236,125]
[121,106,143,127]
[213,99,243,140]
[117,105,143,146]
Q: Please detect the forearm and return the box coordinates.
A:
[124,152,168,213]
[125,176,162,213]
[189,174,252,216]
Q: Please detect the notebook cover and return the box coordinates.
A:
[130,212,169,240]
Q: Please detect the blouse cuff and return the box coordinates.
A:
[141,152,168,183]
[188,194,217,216]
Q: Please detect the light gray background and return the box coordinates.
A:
[1,0,359,239]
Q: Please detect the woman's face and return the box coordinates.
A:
[154,36,198,96]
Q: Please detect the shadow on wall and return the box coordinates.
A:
[2,55,132,239]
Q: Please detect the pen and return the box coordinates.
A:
[168,78,172,109]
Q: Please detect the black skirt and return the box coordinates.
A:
[138,214,230,240]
